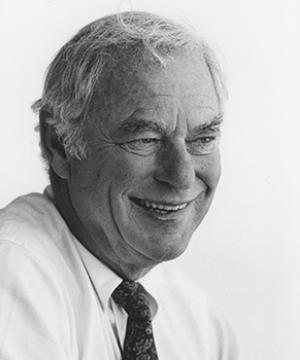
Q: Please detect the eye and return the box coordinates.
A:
[119,138,161,156]
[198,136,216,144]
[186,134,220,155]
[128,138,160,146]
[135,138,158,144]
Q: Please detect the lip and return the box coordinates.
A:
[129,196,196,221]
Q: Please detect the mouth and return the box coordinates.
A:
[130,197,190,215]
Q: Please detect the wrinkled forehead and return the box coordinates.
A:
[89,48,220,121]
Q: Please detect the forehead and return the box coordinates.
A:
[88,48,220,133]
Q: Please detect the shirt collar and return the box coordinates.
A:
[74,238,123,311]
[75,239,161,318]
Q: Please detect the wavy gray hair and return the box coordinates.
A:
[32,11,227,161]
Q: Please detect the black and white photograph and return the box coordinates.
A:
[0,1,298,359]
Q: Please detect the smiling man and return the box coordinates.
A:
[0,12,237,360]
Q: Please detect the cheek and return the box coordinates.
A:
[210,151,221,183]
[195,151,221,188]
[109,152,155,184]
[70,148,156,197]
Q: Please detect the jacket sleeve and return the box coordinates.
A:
[0,239,69,360]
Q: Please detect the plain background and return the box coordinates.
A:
[0,0,299,359]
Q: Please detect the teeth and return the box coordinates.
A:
[138,199,188,212]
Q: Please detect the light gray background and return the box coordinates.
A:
[0,1,299,359]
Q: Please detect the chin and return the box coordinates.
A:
[165,241,190,260]
[144,233,191,263]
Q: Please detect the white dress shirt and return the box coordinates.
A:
[0,188,238,359]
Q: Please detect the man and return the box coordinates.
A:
[0,11,237,359]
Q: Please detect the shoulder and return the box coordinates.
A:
[0,189,84,293]
[0,193,73,359]
[0,188,80,265]
[0,189,65,248]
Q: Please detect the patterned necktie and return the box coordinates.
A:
[112,280,159,360]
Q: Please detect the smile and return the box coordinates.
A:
[131,197,189,214]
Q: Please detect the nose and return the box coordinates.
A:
[154,141,195,190]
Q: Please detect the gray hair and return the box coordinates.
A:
[32,11,227,161]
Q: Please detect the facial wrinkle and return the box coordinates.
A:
[108,184,157,263]
[101,92,216,108]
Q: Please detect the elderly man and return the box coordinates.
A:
[0,11,237,360]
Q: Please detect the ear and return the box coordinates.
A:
[39,109,70,179]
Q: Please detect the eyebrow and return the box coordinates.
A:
[112,118,166,138]
[188,116,223,137]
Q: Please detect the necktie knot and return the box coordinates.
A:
[112,280,156,322]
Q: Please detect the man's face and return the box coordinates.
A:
[66,49,222,278]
